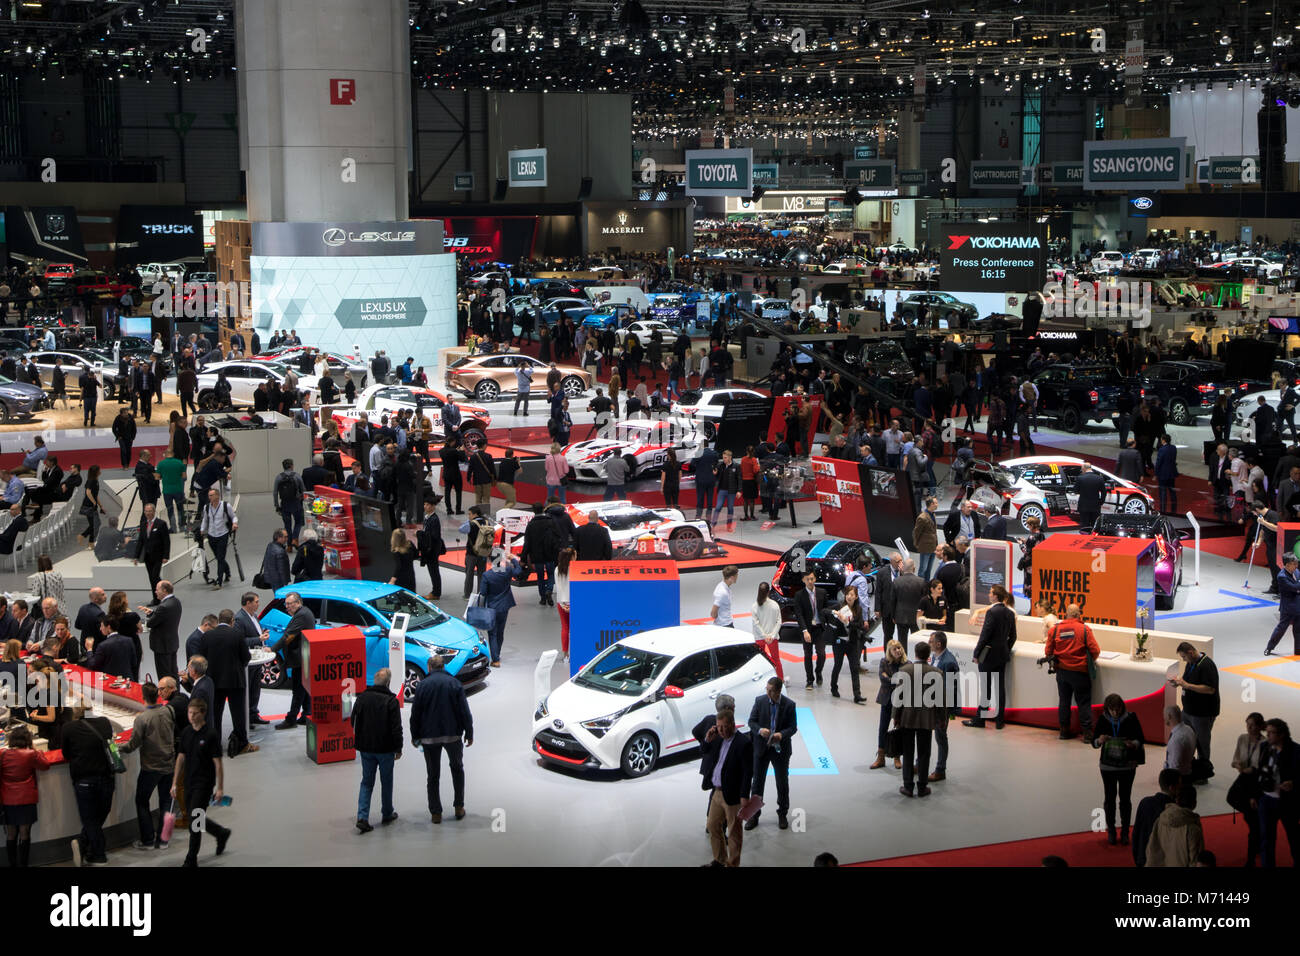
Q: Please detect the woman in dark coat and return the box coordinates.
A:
[292,528,325,582]
[388,530,418,593]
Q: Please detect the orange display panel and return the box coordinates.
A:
[1029,534,1156,628]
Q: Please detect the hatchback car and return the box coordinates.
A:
[194,360,320,408]
[332,384,492,447]
[615,319,674,348]
[1090,514,1184,610]
[0,374,49,423]
[26,350,121,397]
[769,538,885,625]
[563,418,705,481]
[997,455,1153,528]
[259,581,490,701]
[532,625,776,777]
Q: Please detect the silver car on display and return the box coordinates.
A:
[532,626,776,777]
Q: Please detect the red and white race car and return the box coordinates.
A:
[979,455,1154,528]
[493,501,722,564]
[330,384,491,446]
[563,419,705,482]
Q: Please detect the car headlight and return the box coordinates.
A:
[534,698,549,721]
[593,450,617,462]
[580,707,630,738]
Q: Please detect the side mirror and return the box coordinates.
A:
[362,625,384,638]
[661,684,685,699]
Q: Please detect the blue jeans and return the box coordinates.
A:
[282,504,304,543]
[73,775,115,860]
[917,551,935,580]
[546,484,567,504]
[163,491,187,530]
[357,751,395,822]
[135,768,171,845]
[535,561,556,599]
[603,485,628,501]
[712,489,736,521]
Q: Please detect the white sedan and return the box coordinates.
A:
[532,626,776,777]
[563,419,705,482]
[615,320,674,348]
[1091,251,1125,273]
[670,387,768,437]
[194,360,320,408]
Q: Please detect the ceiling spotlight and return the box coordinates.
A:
[1219,33,1230,46]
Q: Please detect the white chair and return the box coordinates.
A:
[7,529,25,574]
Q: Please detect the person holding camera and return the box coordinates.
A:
[1044,604,1100,742]
[1092,693,1146,847]
[1254,717,1300,868]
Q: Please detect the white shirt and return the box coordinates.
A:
[712,581,733,626]
[751,599,781,641]
[201,500,236,538]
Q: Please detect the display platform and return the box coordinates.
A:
[438,538,783,576]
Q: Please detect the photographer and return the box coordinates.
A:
[1044,605,1101,743]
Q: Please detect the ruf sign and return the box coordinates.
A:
[330,78,356,105]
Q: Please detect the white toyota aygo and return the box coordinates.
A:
[532,626,777,778]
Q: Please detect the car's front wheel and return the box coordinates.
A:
[1018,502,1047,529]
[620,731,660,778]
[461,424,487,448]
[403,662,426,703]
[1060,404,1082,433]
[561,375,585,397]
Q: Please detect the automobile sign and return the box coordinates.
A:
[684,149,753,197]
[1082,137,1186,190]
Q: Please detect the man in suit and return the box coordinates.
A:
[792,569,828,690]
[416,497,445,601]
[694,706,755,867]
[965,584,1017,729]
[1155,433,1179,515]
[745,678,797,831]
[79,367,99,427]
[889,559,928,648]
[574,510,613,560]
[1266,554,1300,656]
[273,592,315,728]
[1073,461,1107,530]
[876,552,903,647]
[198,609,255,755]
[893,640,947,797]
[73,588,107,647]
[12,599,34,647]
[983,510,1008,540]
[927,631,962,783]
[0,503,27,555]
[138,580,181,680]
[693,445,718,519]
[133,503,170,593]
[233,592,270,724]
[942,499,983,544]
[1116,438,1144,484]
[85,617,135,679]
[185,655,215,718]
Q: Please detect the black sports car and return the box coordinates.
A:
[770,538,884,630]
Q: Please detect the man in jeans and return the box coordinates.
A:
[711,450,742,526]
[118,681,176,848]
[1044,604,1101,742]
[59,709,118,865]
[1172,641,1220,781]
[157,448,189,531]
[409,656,474,824]
[351,667,403,832]
[603,452,629,501]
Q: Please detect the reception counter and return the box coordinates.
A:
[912,625,1181,744]
[3,665,145,867]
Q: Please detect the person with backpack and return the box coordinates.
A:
[273,459,306,547]
[460,505,494,599]
[467,440,497,515]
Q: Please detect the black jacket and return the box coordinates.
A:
[942,509,983,543]
[418,511,445,566]
[135,514,170,562]
[747,694,798,757]
[85,632,135,679]
[261,541,291,589]
[792,586,829,633]
[273,606,316,667]
[983,513,1008,540]
[60,716,115,781]
[145,595,181,654]
[73,602,105,645]
[521,511,564,565]
[973,603,1017,668]
[1074,471,1107,514]
[1132,792,1174,867]
[198,623,251,689]
[292,541,325,581]
[574,522,613,561]
[695,729,754,804]
[889,572,928,623]
[409,670,473,742]
[351,684,403,755]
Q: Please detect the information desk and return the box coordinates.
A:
[915,628,1179,744]
[3,665,145,867]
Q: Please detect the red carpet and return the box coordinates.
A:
[0,443,170,473]
[440,537,782,576]
[1189,533,1270,565]
[853,811,1291,867]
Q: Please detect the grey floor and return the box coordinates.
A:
[18,409,1293,867]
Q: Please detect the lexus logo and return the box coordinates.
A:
[322,228,347,247]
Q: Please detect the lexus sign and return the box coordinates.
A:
[939,221,1047,293]
[251,220,442,258]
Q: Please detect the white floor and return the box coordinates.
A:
[13,412,1290,868]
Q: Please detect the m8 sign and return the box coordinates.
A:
[939,221,1047,293]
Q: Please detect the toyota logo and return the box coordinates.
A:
[322,228,347,246]
[1130,197,1153,210]
[552,719,564,730]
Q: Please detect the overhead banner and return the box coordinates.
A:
[3,206,87,263]
[969,161,1023,190]
[251,220,443,258]
[684,148,753,197]
[1124,19,1144,107]
[853,144,876,160]
[939,221,1047,293]
[752,163,780,186]
[116,205,204,265]
[844,160,896,189]
[899,169,928,187]
[507,148,548,188]
[1083,137,1187,191]
[1043,163,1084,187]
[440,216,537,263]
[1208,156,1259,184]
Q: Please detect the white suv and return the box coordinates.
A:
[532,626,776,778]
[1090,251,1125,273]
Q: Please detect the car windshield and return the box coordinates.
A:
[573,643,673,696]
[449,357,473,369]
[366,590,448,630]
[676,390,703,404]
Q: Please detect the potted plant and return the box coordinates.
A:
[1132,606,1152,661]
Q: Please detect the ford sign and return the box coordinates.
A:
[1130,196,1154,210]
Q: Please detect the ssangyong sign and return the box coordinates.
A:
[940,221,1046,293]
[1083,137,1186,190]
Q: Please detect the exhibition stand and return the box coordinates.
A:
[812,455,919,546]
[1028,534,1158,627]
[219,411,313,496]
[4,665,144,866]
[302,626,364,764]
[567,561,680,676]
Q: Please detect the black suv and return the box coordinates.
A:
[1138,360,1268,426]
[1031,364,1136,433]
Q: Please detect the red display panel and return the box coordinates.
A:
[439,216,538,264]
[812,456,870,543]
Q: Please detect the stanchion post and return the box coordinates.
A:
[1185,511,1200,586]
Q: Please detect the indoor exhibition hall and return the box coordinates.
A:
[0,0,1296,933]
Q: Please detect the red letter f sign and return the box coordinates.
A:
[329,78,356,105]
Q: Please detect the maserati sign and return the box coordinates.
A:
[600,211,645,235]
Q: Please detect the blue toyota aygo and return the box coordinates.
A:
[258,581,490,701]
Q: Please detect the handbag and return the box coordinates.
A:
[882,728,902,758]
[252,572,270,590]
[160,798,177,843]
[464,591,496,632]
